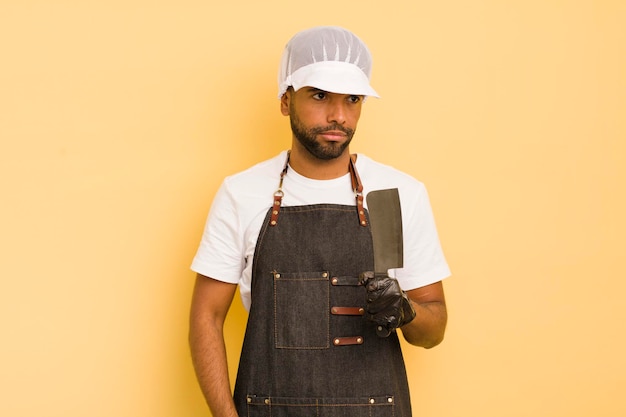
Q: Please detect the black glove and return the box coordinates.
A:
[359,271,416,337]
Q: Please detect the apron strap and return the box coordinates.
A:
[349,155,368,227]
[269,152,290,226]
[271,151,367,227]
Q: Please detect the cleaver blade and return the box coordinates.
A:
[366,188,403,273]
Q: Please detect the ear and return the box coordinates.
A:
[280,89,291,116]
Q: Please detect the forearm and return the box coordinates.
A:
[189,319,239,417]
[400,300,447,348]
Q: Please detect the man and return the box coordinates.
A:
[189,26,450,417]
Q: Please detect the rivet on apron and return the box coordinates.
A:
[333,336,364,345]
[331,277,338,285]
[369,398,376,404]
[387,397,394,403]
[264,398,271,405]
[269,156,287,227]
[331,307,365,316]
[322,272,328,278]
[247,397,252,403]
[270,195,283,227]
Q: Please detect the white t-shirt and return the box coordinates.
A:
[191,151,450,311]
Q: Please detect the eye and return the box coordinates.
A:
[348,95,362,103]
[312,92,327,100]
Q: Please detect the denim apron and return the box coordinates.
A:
[233,154,412,417]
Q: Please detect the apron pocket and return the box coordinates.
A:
[246,395,395,417]
[273,270,329,349]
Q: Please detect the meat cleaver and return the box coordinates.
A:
[366,188,403,337]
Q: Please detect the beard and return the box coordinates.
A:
[290,110,355,161]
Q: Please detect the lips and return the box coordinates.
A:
[319,130,347,141]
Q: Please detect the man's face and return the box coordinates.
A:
[282,87,363,161]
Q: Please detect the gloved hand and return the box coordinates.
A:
[359,271,416,337]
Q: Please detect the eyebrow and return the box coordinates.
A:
[305,87,328,94]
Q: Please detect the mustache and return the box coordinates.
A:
[311,124,354,135]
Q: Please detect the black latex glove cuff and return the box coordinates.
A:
[359,271,416,335]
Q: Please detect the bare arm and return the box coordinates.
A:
[399,281,447,349]
[189,273,239,417]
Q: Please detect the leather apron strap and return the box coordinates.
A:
[270,151,368,227]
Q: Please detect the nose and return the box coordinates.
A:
[326,99,347,125]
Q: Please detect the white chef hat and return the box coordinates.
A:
[277,26,379,99]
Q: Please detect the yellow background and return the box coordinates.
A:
[1,1,625,416]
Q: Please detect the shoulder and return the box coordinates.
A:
[207,151,287,228]
[221,151,287,197]
[356,154,427,196]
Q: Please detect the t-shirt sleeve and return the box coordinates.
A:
[391,182,451,290]
[190,180,245,284]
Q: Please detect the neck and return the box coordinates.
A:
[288,144,352,180]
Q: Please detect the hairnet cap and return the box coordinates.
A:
[278,26,379,99]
